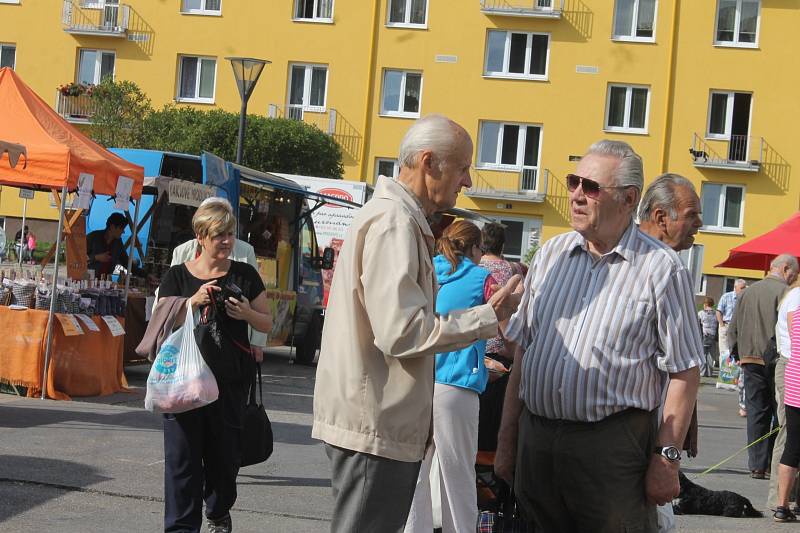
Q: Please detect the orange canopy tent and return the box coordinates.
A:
[0,67,144,400]
[0,67,143,196]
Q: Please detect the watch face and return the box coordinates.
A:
[664,447,681,461]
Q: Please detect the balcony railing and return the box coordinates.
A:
[690,133,763,172]
[62,1,130,37]
[479,0,564,18]
[55,92,97,123]
[268,104,337,134]
[466,167,549,202]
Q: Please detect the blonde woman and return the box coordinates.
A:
[405,220,498,532]
[157,201,272,533]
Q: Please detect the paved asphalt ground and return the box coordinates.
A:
[0,349,785,532]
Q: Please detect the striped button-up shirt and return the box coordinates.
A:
[506,223,703,422]
[716,291,738,323]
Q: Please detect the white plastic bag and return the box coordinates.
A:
[145,304,219,414]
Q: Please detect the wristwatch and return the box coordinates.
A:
[654,445,681,462]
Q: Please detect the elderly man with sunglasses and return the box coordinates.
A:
[494,140,703,533]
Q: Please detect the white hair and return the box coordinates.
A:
[771,254,799,272]
[586,140,644,192]
[397,114,465,170]
[638,173,696,221]
[199,196,233,211]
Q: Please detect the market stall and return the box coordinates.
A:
[0,67,144,399]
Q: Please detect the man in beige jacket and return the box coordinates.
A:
[311,115,521,532]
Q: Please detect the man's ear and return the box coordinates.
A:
[653,207,669,230]
[420,150,436,176]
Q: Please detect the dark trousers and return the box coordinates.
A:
[742,362,777,472]
[514,408,658,533]
[325,444,421,533]
[163,387,244,533]
[781,405,800,468]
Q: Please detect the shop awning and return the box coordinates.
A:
[233,164,360,208]
[0,67,144,198]
[716,212,800,272]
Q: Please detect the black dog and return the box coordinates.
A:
[673,471,763,518]
[689,148,709,162]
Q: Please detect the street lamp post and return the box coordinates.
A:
[226,57,270,164]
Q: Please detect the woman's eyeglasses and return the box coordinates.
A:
[566,174,629,199]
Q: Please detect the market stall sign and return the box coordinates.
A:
[168,180,216,207]
[55,313,84,336]
[18,188,34,199]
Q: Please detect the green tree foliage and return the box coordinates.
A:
[88,78,153,149]
[88,80,344,178]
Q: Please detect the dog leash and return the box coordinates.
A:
[693,425,781,479]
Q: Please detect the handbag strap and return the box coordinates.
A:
[255,362,264,407]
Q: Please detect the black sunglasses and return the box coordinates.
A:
[566,174,629,199]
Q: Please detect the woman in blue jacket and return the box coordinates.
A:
[405,220,498,533]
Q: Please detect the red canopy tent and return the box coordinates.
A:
[716,212,800,272]
[0,67,144,399]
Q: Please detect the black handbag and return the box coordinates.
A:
[241,363,274,467]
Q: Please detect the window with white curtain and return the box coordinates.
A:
[380,70,422,117]
[484,30,550,80]
[181,0,221,15]
[288,63,329,111]
[714,0,760,46]
[604,84,650,133]
[0,44,16,70]
[294,0,333,21]
[387,0,427,27]
[77,49,115,85]
[612,0,657,41]
[701,183,745,231]
[177,55,217,103]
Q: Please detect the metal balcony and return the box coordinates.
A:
[690,133,763,172]
[268,104,337,134]
[55,92,97,124]
[479,0,564,18]
[466,167,548,202]
[62,1,130,37]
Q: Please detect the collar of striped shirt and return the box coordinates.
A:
[506,222,703,422]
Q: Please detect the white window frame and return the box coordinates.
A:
[0,0,21,4]
[176,55,217,104]
[375,158,400,180]
[0,43,16,70]
[181,0,222,16]
[77,48,116,85]
[293,0,334,22]
[700,183,746,233]
[379,69,423,118]
[697,274,708,296]
[603,83,651,134]
[612,0,658,42]
[288,63,329,112]
[678,244,705,295]
[483,30,550,81]
[713,0,760,48]
[476,121,543,173]
[706,90,752,141]
[386,0,428,29]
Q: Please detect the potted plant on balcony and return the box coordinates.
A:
[57,82,92,97]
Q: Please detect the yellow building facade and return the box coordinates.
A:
[0,0,796,298]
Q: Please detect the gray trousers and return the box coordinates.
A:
[325,444,421,533]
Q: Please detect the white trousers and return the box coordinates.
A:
[404,383,479,533]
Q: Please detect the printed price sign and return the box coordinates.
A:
[55,313,84,336]
[114,176,133,210]
[101,315,125,336]
[75,313,101,332]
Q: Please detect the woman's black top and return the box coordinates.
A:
[158,260,266,385]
